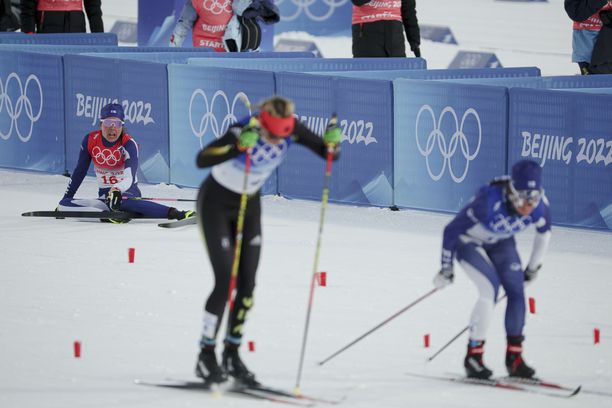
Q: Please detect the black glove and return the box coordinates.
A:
[600,10,612,28]
[106,188,122,211]
[413,47,421,58]
[524,264,541,282]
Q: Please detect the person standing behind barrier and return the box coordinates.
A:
[351,0,421,58]
[169,0,278,51]
[565,0,612,74]
[20,0,103,34]
[433,160,551,380]
[1,0,20,31]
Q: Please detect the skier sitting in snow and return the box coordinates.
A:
[193,95,341,386]
[58,103,195,223]
[433,159,551,380]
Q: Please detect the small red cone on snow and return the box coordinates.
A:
[594,328,600,344]
[74,341,81,358]
[528,297,536,314]
[248,341,255,352]
[317,272,327,287]
[128,247,135,263]
[424,334,430,348]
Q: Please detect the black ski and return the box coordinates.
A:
[134,379,315,406]
[406,372,581,398]
[505,376,612,398]
[22,210,154,220]
[158,217,198,228]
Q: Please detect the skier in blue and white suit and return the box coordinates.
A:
[433,159,551,380]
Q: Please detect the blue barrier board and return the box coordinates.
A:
[394,79,508,212]
[276,72,394,206]
[188,57,426,71]
[310,67,540,80]
[85,51,313,64]
[167,64,276,192]
[447,74,612,88]
[419,24,458,45]
[0,51,65,173]
[508,87,612,230]
[0,33,118,45]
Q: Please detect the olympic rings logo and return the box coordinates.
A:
[0,72,43,143]
[189,89,251,148]
[92,146,122,166]
[201,0,232,15]
[276,0,349,22]
[415,105,482,183]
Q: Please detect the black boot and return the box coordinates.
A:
[506,335,535,378]
[168,208,196,220]
[222,345,259,386]
[464,340,493,379]
[195,347,227,384]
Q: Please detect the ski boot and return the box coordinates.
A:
[464,340,493,379]
[168,208,196,220]
[195,347,227,385]
[222,345,260,387]
[506,335,535,378]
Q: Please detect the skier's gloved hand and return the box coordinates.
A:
[433,265,454,289]
[524,264,541,282]
[323,124,341,146]
[600,9,612,28]
[237,128,259,151]
[106,187,122,211]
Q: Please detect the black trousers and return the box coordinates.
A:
[197,176,262,344]
[352,20,406,58]
[36,10,86,33]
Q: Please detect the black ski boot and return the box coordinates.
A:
[195,347,227,384]
[168,208,196,220]
[506,335,536,378]
[464,340,493,379]
[222,345,260,386]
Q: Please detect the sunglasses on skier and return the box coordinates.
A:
[101,118,124,128]
[510,187,542,208]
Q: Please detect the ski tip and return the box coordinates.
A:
[571,385,582,396]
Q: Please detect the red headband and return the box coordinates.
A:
[259,110,295,138]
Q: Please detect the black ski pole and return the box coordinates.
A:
[318,287,439,366]
[426,291,509,362]
[294,115,338,396]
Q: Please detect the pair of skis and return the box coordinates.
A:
[134,378,343,407]
[21,210,196,228]
[406,372,582,398]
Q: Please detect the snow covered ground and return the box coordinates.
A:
[2,1,610,407]
[1,168,611,408]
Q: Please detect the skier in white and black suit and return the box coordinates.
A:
[433,159,552,380]
[193,96,342,386]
